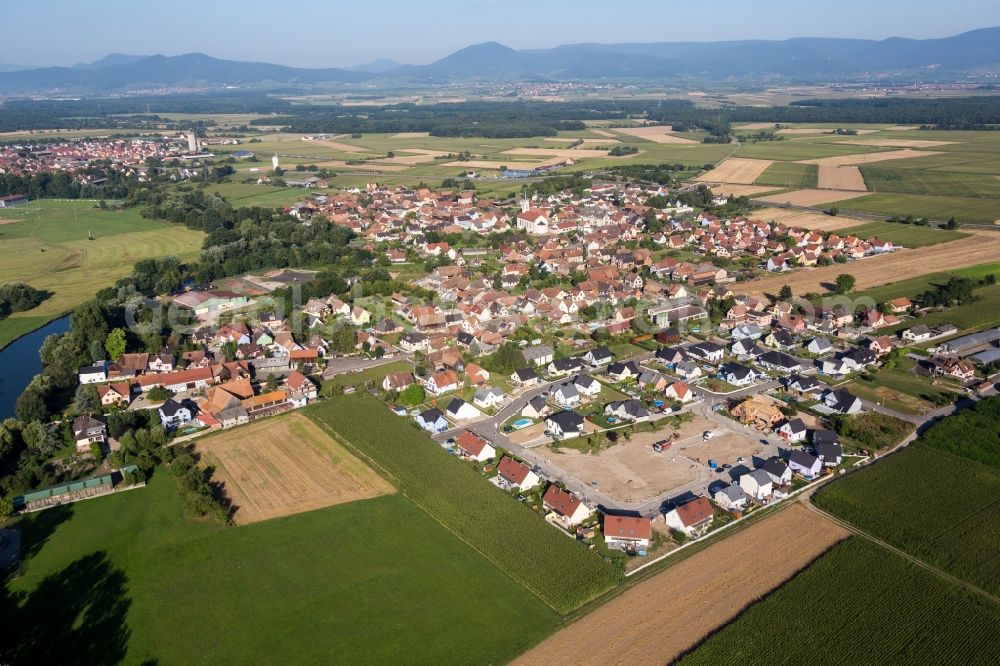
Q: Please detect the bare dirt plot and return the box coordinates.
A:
[777,128,881,136]
[886,126,920,131]
[679,432,765,467]
[836,139,956,148]
[800,149,941,167]
[757,188,871,207]
[370,150,450,166]
[445,160,535,170]
[196,413,393,525]
[391,132,430,138]
[503,148,610,158]
[544,137,621,144]
[695,158,775,185]
[741,230,1000,298]
[710,184,783,198]
[817,165,867,191]
[611,126,699,144]
[515,503,849,666]
[750,209,867,232]
[541,441,701,504]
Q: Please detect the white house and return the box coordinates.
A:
[806,337,833,355]
[523,345,555,367]
[497,456,540,490]
[416,408,449,434]
[606,361,641,383]
[456,430,496,462]
[603,515,652,551]
[552,383,581,409]
[546,411,585,439]
[473,387,505,410]
[789,450,823,479]
[713,485,749,511]
[543,485,592,526]
[663,497,714,536]
[740,469,774,500]
[823,389,864,414]
[762,457,792,486]
[776,418,807,443]
[604,399,650,423]
[78,362,108,385]
[157,398,193,431]
[583,347,614,367]
[445,398,481,421]
[572,374,601,397]
[720,363,757,387]
[521,396,550,420]
[664,381,693,403]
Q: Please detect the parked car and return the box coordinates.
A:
[703,431,716,440]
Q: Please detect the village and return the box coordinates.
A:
[44,175,997,560]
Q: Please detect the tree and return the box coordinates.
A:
[834,273,856,294]
[74,384,99,413]
[265,374,278,391]
[778,285,793,301]
[945,217,959,230]
[827,206,840,217]
[399,384,426,406]
[147,386,170,402]
[105,328,127,361]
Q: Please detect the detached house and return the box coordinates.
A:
[72,414,106,453]
[543,485,592,526]
[739,469,774,500]
[546,411,585,439]
[497,456,540,490]
[664,497,714,536]
[456,430,496,462]
[603,515,652,551]
[158,398,194,430]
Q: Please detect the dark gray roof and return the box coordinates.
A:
[547,411,584,430]
[418,408,444,422]
[790,450,819,468]
[515,367,539,381]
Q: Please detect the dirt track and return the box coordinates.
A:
[695,158,774,185]
[197,413,393,524]
[740,230,1000,298]
[515,503,849,666]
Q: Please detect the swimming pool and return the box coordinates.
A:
[511,418,533,430]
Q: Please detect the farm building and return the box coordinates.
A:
[0,194,29,208]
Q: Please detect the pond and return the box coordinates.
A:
[0,315,70,419]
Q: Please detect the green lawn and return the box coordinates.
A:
[859,166,1000,198]
[679,538,1000,665]
[4,473,559,664]
[885,282,1000,335]
[837,192,1000,224]
[0,200,205,349]
[835,221,967,247]
[848,362,955,416]
[754,162,818,189]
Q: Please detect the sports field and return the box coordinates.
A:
[196,413,394,524]
[4,453,559,663]
[0,200,205,348]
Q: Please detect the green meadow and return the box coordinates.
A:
[0,200,205,348]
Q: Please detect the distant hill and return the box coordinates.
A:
[0,52,369,94]
[71,54,150,70]
[2,28,999,94]
[0,63,33,73]
[347,57,403,73]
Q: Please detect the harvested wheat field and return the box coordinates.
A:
[836,139,955,149]
[817,165,868,191]
[757,188,870,207]
[589,129,618,138]
[544,137,621,144]
[885,125,920,131]
[371,149,449,165]
[391,132,430,138]
[710,184,782,198]
[695,158,774,185]
[313,139,370,153]
[503,148,610,158]
[750,208,867,232]
[312,160,408,172]
[515,503,849,666]
[197,413,394,524]
[800,149,940,167]
[445,159,536,170]
[741,230,1000,298]
[611,126,699,144]
[777,128,881,136]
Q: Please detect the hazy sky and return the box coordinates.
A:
[4,0,1000,68]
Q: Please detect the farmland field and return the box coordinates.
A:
[517,503,849,666]
[306,394,622,612]
[4,472,559,664]
[837,192,1000,224]
[860,166,1000,198]
[678,538,1000,665]
[814,442,1000,596]
[0,200,205,348]
[196,413,394,524]
[740,229,1000,298]
[886,282,1000,335]
[754,162,818,188]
